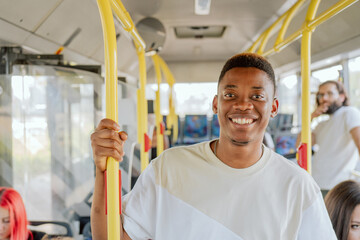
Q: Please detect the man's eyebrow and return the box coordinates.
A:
[224,84,238,89]
[252,86,265,90]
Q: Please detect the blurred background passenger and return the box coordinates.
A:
[325,180,360,240]
[298,81,360,197]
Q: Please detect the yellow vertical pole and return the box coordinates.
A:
[136,44,149,172]
[300,0,321,174]
[152,55,164,156]
[96,0,120,239]
[168,87,178,144]
[300,30,312,174]
[156,56,178,143]
[111,0,148,172]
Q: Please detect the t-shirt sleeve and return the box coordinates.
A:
[345,107,360,133]
[297,192,337,240]
[122,163,157,240]
[312,120,322,137]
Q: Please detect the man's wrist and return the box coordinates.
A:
[96,167,105,176]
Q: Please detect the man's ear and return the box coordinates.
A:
[212,95,218,114]
[339,93,346,104]
[271,97,279,118]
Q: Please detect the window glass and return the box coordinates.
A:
[1,65,103,222]
[148,82,217,117]
[349,56,360,109]
[277,75,298,126]
[174,83,217,116]
[312,65,343,83]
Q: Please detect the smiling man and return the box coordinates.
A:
[90,53,336,240]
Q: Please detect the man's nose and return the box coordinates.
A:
[234,98,253,110]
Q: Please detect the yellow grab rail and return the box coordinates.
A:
[156,55,178,143]
[300,0,321,174]
[152,54,165,156]
[151,54,179,156]
[167,87,178,144]
[248,0,305,53]
[275,0,306,47]
[111,0,149,171]
[308,0,358,29]
[96,0,120,239]
[97,0,151,238]
[257,15,287,55]
[254,0,359,56]
[136,44,149,171]
[111,0,145,51]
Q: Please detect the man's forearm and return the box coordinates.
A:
[91,168,131,240]
[91,168,108,240]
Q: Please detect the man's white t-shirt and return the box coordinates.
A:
[313,106,360,190]
[122,141,336,240]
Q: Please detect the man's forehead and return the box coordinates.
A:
[220,74,272,88]
[223,84,265,90]
[319,83,338,92]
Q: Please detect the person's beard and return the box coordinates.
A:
[325,101,342,114]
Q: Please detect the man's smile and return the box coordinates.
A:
[231,117,255,125]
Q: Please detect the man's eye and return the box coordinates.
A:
[3,219,10,224]
[224,93,234,98]
[252,94,264,100]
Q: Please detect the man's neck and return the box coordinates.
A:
[214,139,264,169]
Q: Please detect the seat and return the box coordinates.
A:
[29,221,73,238]
[183,114,209,144]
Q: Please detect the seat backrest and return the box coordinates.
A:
[29,221,73,238]
[183,114,209,144]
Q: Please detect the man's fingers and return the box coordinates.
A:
[93,145,124,162]
[119,131,128,141]
[92,128,122,144]
[92,119,128,171]
[95,118,120,132]
[92,138,123,150]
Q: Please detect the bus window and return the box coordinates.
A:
[349,56,360,109]
[277,75,299,127]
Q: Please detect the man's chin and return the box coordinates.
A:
[325,104,342,114]
[230,139,251,146]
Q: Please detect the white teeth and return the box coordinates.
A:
[232,118,253,125]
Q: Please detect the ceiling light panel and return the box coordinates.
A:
[195,0,211,15]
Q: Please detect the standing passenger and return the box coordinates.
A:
[90,53,336,239]
[297,80,360,197]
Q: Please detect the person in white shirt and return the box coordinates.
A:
[297,80,360,197]
[90,53,336,240]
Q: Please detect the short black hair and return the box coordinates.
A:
[218,53,276,94]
